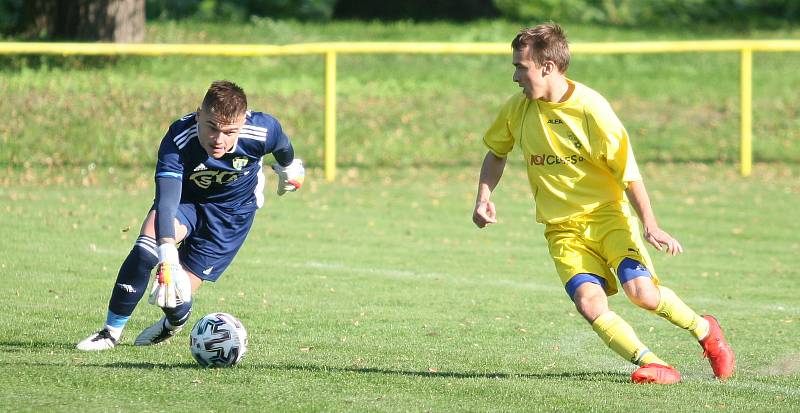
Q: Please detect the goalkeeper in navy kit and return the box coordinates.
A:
[78,80,305,350]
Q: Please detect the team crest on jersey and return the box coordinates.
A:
[232,157,249,170]
[190,170,240,189]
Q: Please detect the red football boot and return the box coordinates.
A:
[631,363,682,384]
[700,315,735,380]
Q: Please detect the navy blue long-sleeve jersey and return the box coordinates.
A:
[153,111,293,239]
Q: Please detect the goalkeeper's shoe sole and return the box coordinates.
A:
[134,316,183,346]
[76,329,117,351]
[631,363,682,384]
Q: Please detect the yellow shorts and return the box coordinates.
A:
[543,202,659,296]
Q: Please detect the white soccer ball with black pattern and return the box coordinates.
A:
[189,312,248,367]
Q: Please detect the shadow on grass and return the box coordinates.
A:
[255,363,630,383]
[0,340,627,382]
[6,359,627,382]
[0,341,76,352]
[188,363,624,382]
[0,360,199,370]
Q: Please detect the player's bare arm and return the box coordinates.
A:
[625,180,684,256]
[473,151,507,228]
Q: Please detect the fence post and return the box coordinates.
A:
[324,50,337,181]
[740,48,752,176]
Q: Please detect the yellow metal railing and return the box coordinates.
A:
[324,51,337,182]
[740,48,753,177]
[3,40,800,178]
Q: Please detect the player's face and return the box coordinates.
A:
[512,47,549,100]
[196,109,246,159]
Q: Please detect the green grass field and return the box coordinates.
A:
[1,19,799,412]
[1,163,798,412]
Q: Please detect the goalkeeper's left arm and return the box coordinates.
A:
[271,142,304,195]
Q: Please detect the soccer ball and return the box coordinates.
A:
[189,312,248,367]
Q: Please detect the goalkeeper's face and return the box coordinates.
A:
[197,109,247,159]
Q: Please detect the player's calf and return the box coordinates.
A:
[78,236,159,351]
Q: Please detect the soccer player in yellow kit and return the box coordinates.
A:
[472,23,735,384]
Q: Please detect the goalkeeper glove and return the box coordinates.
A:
[148,243,192,308]
[272,159,305,196]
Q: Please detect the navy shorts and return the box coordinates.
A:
[174,203,256,282]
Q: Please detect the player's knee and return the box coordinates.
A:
[133,236,159,268]
[618,258,658,307]
[617,258,652,284]
[622,279,660,310]
[566,273,606,300]
[173,219,189,242]
[574,294,603,316]
[566,273,608,318]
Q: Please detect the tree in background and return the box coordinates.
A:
[15,0,145,42]
[145,0,498,22]
[333,0,499,21]
[146,0,338,21]
[493,0,799,26]
[2,0,796,35]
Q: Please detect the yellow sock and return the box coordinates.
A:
[592,311,668,366]
[652,286,710,340]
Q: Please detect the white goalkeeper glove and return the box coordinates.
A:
[148,243,192,308]
[271,159,305,196]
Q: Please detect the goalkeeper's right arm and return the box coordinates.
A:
[148,177,192,308]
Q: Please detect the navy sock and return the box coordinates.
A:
[163,301,193,328]
[107,236,159,321]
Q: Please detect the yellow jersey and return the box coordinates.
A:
[483,79,641,224]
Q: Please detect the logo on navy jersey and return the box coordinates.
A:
[189,170,241,189]
[232,157,249,170]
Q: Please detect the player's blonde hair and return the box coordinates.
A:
[512,23,570,73]
[201,80,248,121]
